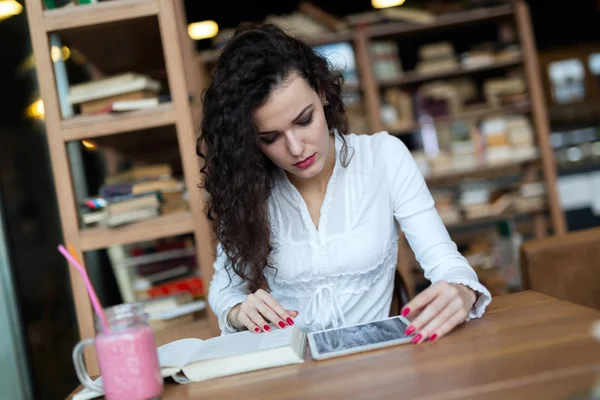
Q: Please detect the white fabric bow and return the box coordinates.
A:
[303,285,347,331]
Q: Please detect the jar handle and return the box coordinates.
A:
[72,338,104,393]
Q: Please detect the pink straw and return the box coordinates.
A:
[58,244,110,333]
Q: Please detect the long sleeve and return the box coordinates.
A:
[381,132,491,320]
[207,243,250,334]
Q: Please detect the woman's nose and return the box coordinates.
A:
[286,130,305,157]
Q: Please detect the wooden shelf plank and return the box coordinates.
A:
[44,0,158,32]
[79,211,194,251]
[388,101,531,136]
[446,208,545,230]
[365,4,515,38]
[197,30,355,65]
[425,155,539,185]
[305,30,354,47]
[62,103,176,141]
[378,57,523,87]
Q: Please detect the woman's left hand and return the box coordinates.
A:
[401,281,477,344]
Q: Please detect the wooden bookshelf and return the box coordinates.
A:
[62,102,175,141]
[347,2,565,235]
[378,57,523,88]
[344,0,566,297]
[43,0,158,31]
[25,0,218,376]
[79,211,194,251]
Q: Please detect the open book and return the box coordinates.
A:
[73,324,306,400]
[159,324,306,382]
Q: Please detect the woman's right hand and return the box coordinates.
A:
[227,289,298,333]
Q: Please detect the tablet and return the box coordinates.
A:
[307,315,413,360]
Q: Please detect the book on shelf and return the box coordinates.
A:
[74,324,306,399]
[109,98,162,112]
[78,91,160,115]
[139,292,207,330]
[68,72,162,115]
[370,41,403,81]
[105,164,173,185]
[145,276,204,299]
[80,162,189,228]
[105,237,199,303]
[100,177,184,198]
[345,7,435,26]
[416,42,458,75]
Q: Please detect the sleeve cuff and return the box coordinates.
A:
[216,294,248,335]
[442,277,492,321]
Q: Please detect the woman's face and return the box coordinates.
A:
[253,72,331,180]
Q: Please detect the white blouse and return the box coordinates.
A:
[208,131,492,334]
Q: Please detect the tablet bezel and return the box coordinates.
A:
[307,315,414,361]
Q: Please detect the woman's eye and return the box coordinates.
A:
[261,134,279,144]
[297,113,314,127]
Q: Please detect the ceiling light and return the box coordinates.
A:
[372,0,406,9]
[188,20,219,40]
[0,0,22,21]
[26,99,44,120]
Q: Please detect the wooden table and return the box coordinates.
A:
[69,291,600,399]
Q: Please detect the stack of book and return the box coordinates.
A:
[106,237,206,328]
[81,163,187,227]
[67,72,165,115]
[416,42,458,75]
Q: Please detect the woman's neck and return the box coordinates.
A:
[287,135,336,195]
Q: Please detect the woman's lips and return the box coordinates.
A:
[293,153,316,169]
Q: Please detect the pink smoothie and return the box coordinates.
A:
[96,324,163,400]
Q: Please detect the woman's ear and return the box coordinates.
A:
[319,91,327,106]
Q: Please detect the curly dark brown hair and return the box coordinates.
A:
[197,23,350,293]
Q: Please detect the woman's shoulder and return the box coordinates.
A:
[344,130,409,161]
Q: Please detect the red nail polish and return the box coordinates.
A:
[254,327,260,333]
[412,334,422,344]
[263,325,271,332]
[278,321,286,329]
[430,334,437,341]
[286,318,294,326]
[405,326,415,335]
[402,308,410,317]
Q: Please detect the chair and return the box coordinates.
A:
[390,269,410,316]
[520,227,600,310]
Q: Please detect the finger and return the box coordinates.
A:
[406,289,454,335]
[236,311,263,334]
[401,282,444,318]
[426,309,467,342]
[414,298,464,344]
[253,299,289,329]
[241,302,272,332]
[287,310,299,318]
[255,290,295,326]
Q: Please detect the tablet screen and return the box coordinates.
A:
[311,317,410,356]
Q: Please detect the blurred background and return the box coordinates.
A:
[1,0,600,399]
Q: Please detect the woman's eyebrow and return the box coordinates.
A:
[259,104,313,136]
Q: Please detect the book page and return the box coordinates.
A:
[189,327,295,363]
[157,338,205,368]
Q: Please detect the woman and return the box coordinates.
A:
[198,23,491,344]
